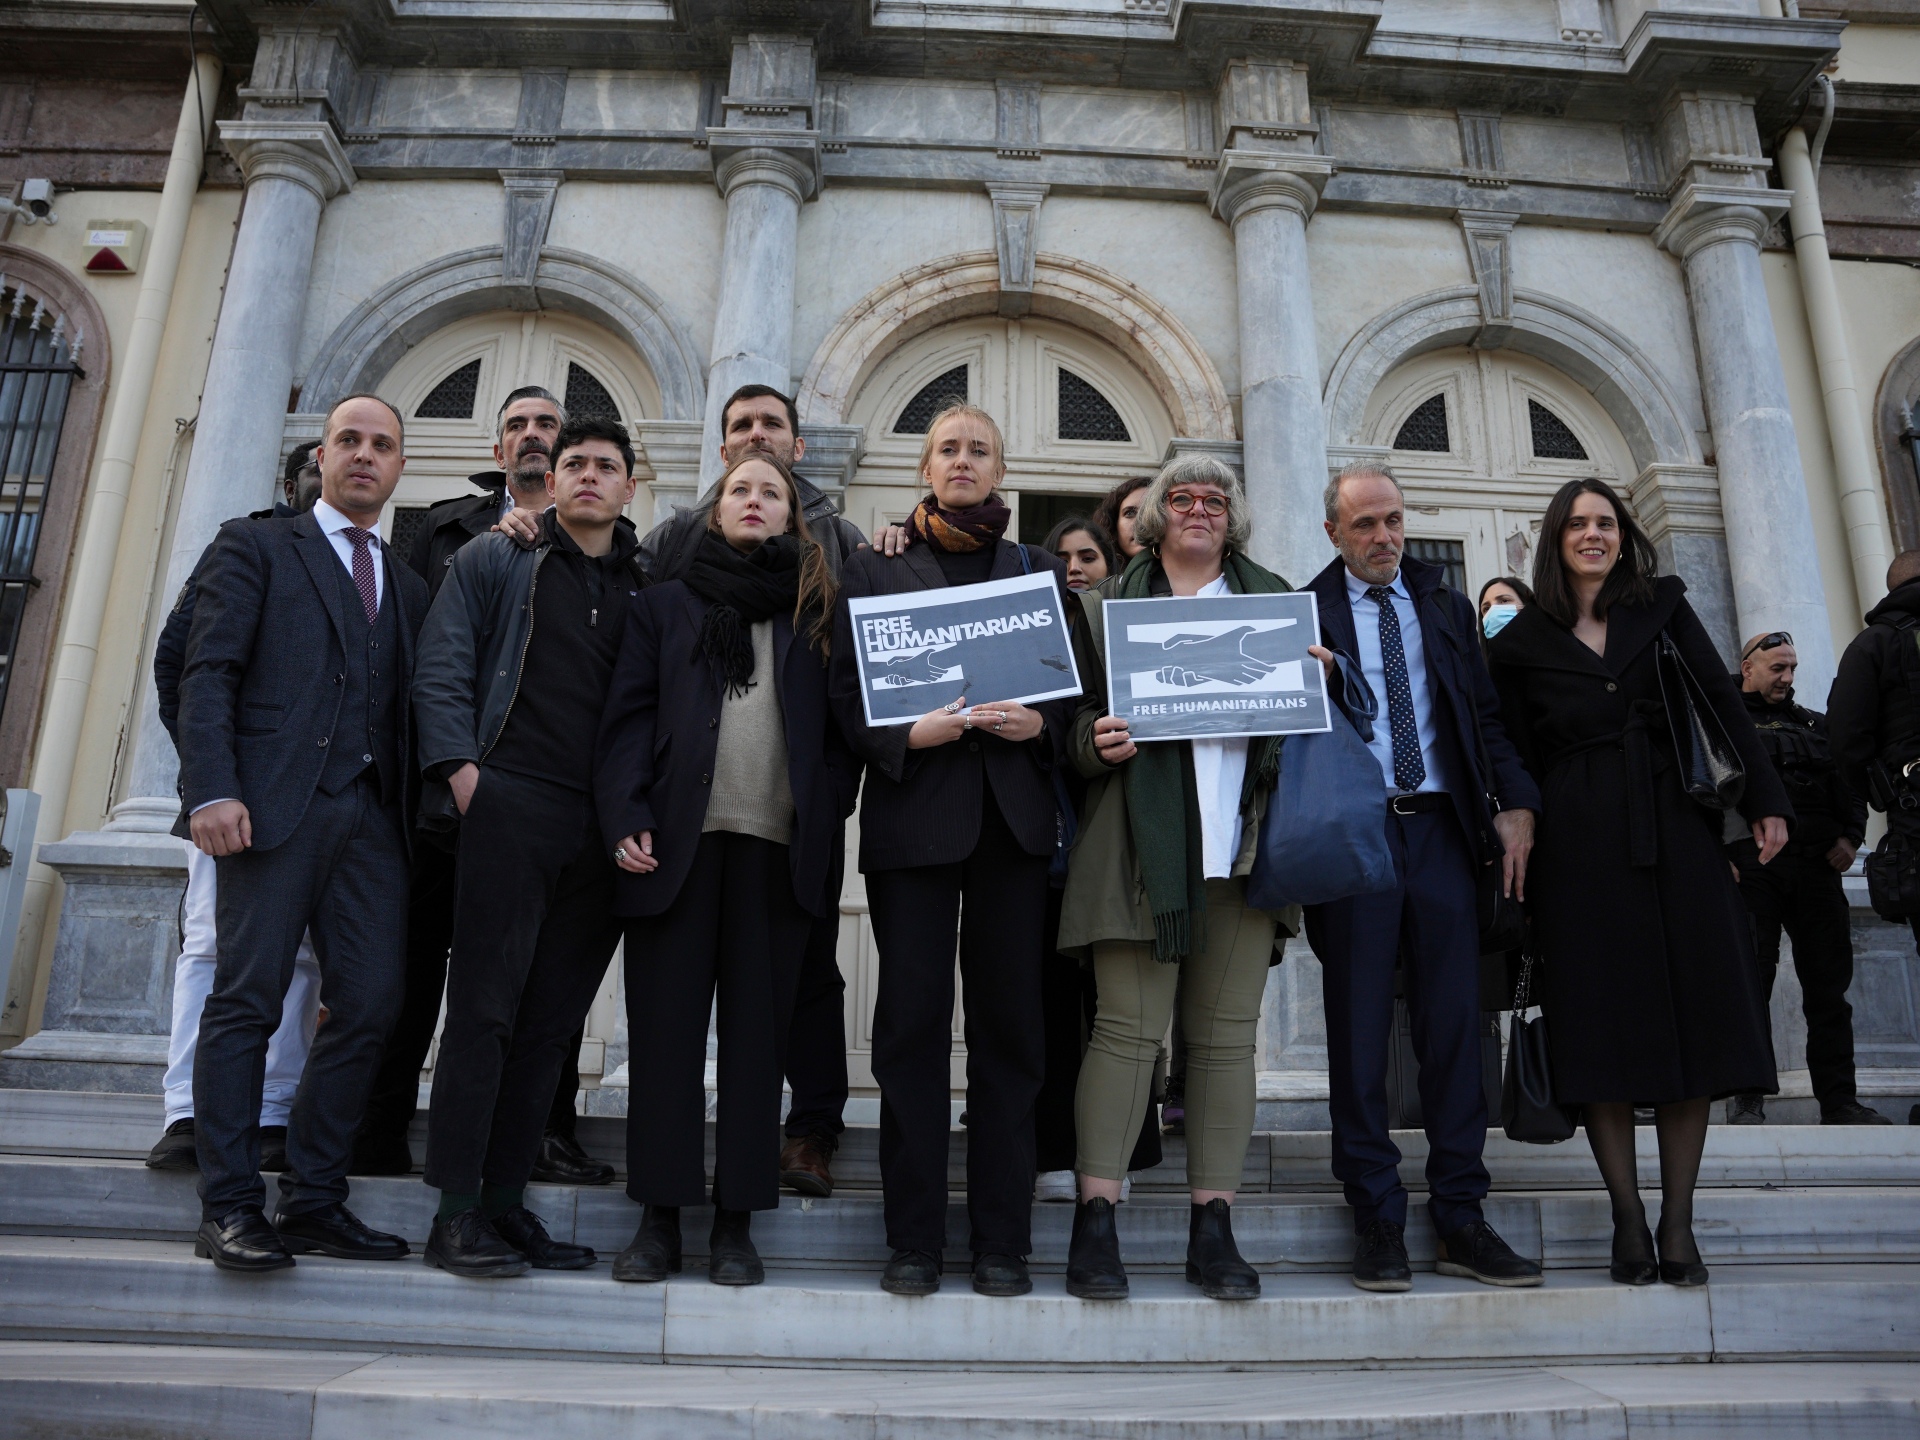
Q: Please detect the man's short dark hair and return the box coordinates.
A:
[722,383,799,437]
[553,416,635,478]
[323,392,405,451]
[496,385,565,441]
[283,441,319,484]
[1889,550,1920,592]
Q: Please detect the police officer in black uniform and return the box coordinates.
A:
[1727,630,1887,1125]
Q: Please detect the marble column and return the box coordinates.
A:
[1214,156,1335,588]
[1655,184,1835,694]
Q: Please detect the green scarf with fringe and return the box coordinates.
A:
[1117,549,1291,962]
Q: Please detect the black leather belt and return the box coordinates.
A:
[1388,791,1450,816]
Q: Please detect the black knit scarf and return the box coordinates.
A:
[683,530,801,696]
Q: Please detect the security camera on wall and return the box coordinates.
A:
[1,179,56,226]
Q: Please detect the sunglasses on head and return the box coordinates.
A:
[1741,631,1793,661]
[1167,491,1229,517]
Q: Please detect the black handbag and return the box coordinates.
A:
[1469,699,1528,955]
[1865,832,1920,922]
[1500,951,1576,1144]
[1386,989,1503,1130]
[1655,630,1745,811]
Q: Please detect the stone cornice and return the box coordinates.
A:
[218,120,355,200]
[1653,182,1790,260]
[1211,153,1335,226]
[709,131,820,202]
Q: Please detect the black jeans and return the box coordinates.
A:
[867,789,1047,1258]
[424,768,621,1194]
[783,907,849,1140]
[1735,845,1859,1110]
[196,776,409,1220]
[625,831,812,1212]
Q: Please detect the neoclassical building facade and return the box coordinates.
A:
[2,0,1917,1114]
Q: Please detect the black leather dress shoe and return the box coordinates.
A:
[1065,1197,1129,1301]
[1186,1199,1260,1301]
[196,1207,295,1272]
[1435,1217,1542,1287]
[257,1126,289,1174]
[708,1208,765,1286]
[1352,1218,1413,1293]
[972,1252,1032,1297]
[275,1202,410,1261]
[349,1133,416,1177]
[487,1205,596,1270]
[1823,1100,1892,1125]
[146,1118,198,1171]
[425,1208,530,1278]
[611,1205,682,1283]
[530,1131,617,1185]
[881,1248,942,1296]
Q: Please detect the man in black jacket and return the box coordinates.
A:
[1724,633,1885,1125]
[411,417,644,1277]
[178,394,427,1272]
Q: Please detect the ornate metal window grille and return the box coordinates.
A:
[1405,538,1466,592]
[0,284,81,729]
[1393,394,1450,452]
[415,358,482,419]
[388,506,432,568]
[1058,369,1130,443]
[1528,399,1588,460]
[565,362,621,423]
[894,366,970,434]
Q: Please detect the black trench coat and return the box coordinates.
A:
[1487,577,1789,1104]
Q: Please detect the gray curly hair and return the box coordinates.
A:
[1131,453,1252,554]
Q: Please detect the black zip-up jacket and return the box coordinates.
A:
[1733,684,1865,855]
[406,472,509,598]
[1828,578,1920,807]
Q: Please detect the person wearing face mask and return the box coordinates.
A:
[829,402,1076,1300]
[1477,576,1535,651]
[599,453,859,1287]
[1488,477,1790,1289]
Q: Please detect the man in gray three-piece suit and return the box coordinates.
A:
[176,394,429,1272]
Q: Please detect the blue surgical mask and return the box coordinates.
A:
[1482,604,1519,639]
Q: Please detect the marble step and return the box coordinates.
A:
[6,1088,1919,1190]
[4,1236,1918,1369]
[7,1154,1920,1272]
[4,1343,1918,1440]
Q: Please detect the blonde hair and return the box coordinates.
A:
[707,452,838,654]
[917,402,1007,485]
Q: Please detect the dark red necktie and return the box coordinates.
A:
[343,527,379,623]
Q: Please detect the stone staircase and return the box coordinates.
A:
[3,1088,1919,1436]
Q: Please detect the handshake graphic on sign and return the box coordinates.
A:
[1151,625,1292,689]
[874,645,964,687]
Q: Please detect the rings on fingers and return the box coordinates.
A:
[962,715,972,730]
[942,697,965,714]
[613,847,628,863]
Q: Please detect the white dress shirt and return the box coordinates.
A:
[1344,566,1448,796]
[1191,573,1249,878]
[312,497,386,613]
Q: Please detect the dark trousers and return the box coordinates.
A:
[424,768,621,1194]
[783,907,849,1139]
[866,791,1047,1257]
[1306,806,1490,1234]
[1736,847,1859,1110]
[195,776,409,1220]
[625,831,812,1212]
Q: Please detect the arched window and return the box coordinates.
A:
[564,362,621,422]
[1527,399,1588,461]
[1394,394,1450,452]
[894,365,970,434]
[414,358,482,419]
[1057,369,1130,442]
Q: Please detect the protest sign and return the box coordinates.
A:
[1103,591,1331,741]
[848,571,1082,727]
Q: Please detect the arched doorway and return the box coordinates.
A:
[373,309,661,556]
[1361,347,1635,594]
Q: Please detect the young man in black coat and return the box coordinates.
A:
[1302,462,1542,1294]
[177,395,427,1272]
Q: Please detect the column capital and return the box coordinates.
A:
[1211,153,1334,227]
[710,133,820,203]
[218,120,355,201]
[1653,182,1788,262]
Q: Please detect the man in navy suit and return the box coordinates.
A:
[1303,462,1542,1292]
[178,394,427,1272]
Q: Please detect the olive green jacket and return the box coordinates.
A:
[1055,580,1300,959]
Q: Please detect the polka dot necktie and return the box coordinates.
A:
[1366,585,1426,792]
[343,527,380,623]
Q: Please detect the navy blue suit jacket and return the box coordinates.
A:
[1304,554,1540,866]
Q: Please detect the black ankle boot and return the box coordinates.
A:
[612,1204,682,1283]
[708,1207,764,1286]
[1065,1197,1128,1301]
[1186,1199,1260,1301]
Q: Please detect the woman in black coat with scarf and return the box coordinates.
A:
[596,453,860,1287]
[829,401,1075,1301]
[1488,477,1790,1288]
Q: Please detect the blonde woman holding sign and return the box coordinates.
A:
[828,402,1074,1299]
[1058,453,1331,1303]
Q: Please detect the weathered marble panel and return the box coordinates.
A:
[834,78,997,143]
[1378,0,1565,43]
[560,72,703,133]
[1310,212,1472,390]
[1500,118,1631,184]
[377,70,523,131]
[1040,87,1186,153]
[1326,107,1464,173]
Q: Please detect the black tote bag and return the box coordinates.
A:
[1500,951,1576,1144]
[1654,631,1745,812]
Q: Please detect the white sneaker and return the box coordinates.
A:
[1119,1176,1132,1204]
[1034,1170,1076,1202]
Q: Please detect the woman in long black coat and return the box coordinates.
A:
[1488,477,1790,1289]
